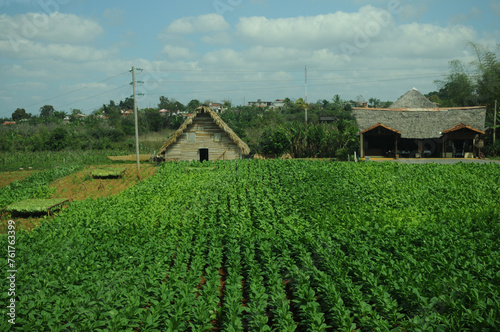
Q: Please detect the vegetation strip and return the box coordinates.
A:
[0,159,499,331]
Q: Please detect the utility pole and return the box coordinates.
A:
[130,66,143,181]
[305,65,308,124]
[494,100,497,145]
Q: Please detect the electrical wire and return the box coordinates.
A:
[144,73,443,96]
[17,71,130,110]
[2,67,447,117]
[54,85,130,110]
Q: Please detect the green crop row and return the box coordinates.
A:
[1,160,499,330]
[0,165,81,208]
[0,150,130,172]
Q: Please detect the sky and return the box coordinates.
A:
[1,0,499,117]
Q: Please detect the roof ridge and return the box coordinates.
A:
[157,106,250,156]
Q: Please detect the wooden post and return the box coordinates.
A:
[494,100,497,145]
[417,140,423,158]
[394,134,399,159]
[360,133,364,158]
[132,66,141,181]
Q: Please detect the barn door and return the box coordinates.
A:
[199,148,209,162]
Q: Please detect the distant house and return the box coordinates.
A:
[352,88,486,158]
[248,99,285,108]
[209,103,223,113]
[157,106,250,162]
[121,109,133,117]
[273,99,285,108]
[2,121,16,125]
[248,99,273,108]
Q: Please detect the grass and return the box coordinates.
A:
[0,149,130,172]
[139,129,175,153]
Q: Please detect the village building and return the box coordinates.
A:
[247,99,285,108]
[248,99,274,108]
[352,88,487,159]
[157,106,250,162]
[121,109,133,117]
[208,102,223,113]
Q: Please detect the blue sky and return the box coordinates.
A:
[1,0,499,117]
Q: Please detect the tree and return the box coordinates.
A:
[143,108,163,132]
[222,99,232,110]
[173,101,186,113]
[469,42,500,110]
[283,97,293,110]
[434,60,477,107]
[12,108,31,121]
[53,111,67,120]
[187,99,201,112]
[48,127,68,151]
[368,97,382,108]
[356,95,365,107]
[102,100,121,119]
[293,98,307,114]
[331,94,343,109]
[40,105,55,117]
[158,96,175,112]
[119,97,135,111]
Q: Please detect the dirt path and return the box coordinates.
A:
[1,163,158,232]
[50,164,157,200]
[0,170,38,188]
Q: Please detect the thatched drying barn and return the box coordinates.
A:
[157,106,250,161]
[353,88,486,158]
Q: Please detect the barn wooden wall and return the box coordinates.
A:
[164,113,242,161]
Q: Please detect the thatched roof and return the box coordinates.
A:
[157,106,250,155]
[389,88,438,109]
[352,106,486,139]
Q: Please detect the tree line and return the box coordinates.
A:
[427,42,500,156]
[2,42,499,157]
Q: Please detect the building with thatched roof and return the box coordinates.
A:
[352,88,486,158]
[157,106,250,161]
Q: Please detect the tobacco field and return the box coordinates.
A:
[2,160,500,331]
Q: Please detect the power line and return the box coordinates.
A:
[1,68,446,118]
[151,72,444,85]
[54,85,129,110]
[144,73,443,96]
[17,71,130,110]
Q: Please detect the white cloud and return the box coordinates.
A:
[162,44,196,60]
[0,39,117,61]
[201,32,232,45]
[390,23,477,59]
[160,13,230,37]
[235,6,396,49]
[0,12,103,45]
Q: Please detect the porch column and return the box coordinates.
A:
[394,134,399,159]
[360,133,365,158]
